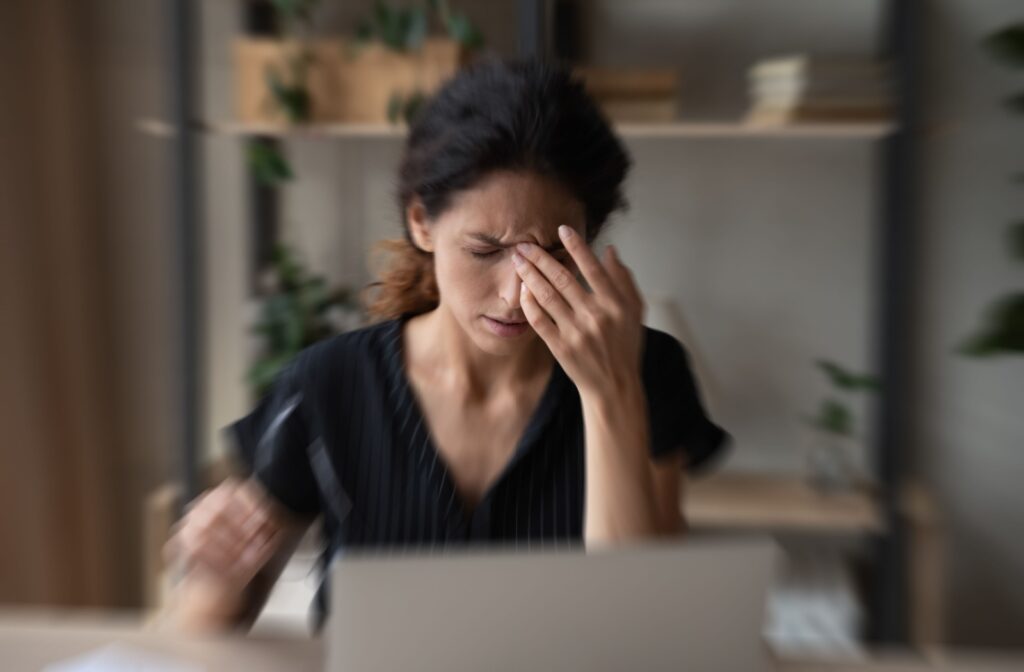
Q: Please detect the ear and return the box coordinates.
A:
[406,199,434,253]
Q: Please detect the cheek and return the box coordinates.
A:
[434,252,493,303]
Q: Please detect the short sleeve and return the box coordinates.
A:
[641,328,730,474]
[225,360,321,516]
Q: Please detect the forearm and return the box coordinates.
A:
[582,375,675,546]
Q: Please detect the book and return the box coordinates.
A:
[575,67,678,98]
[599,97,678,122]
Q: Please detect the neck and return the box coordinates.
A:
[407,305,552,399]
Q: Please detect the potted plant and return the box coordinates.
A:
[248,244,362,397]
[233,0,484,126]
[802,360,880,492]
[233,0,346,125]
[335,0,483,124]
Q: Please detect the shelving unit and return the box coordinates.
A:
[157,0,921,646]
[138,118,896,140]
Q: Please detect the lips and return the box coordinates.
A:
[483,315,530,337]
[489,316,526,325]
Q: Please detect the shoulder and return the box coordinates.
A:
[640,326,691,380]
[290,319,400,376]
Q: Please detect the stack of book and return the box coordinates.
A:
[575,67,678,123]
[745,54,892,126]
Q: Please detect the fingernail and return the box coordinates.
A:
[515,242,533,254]
[558,225,573,240]
[511,252,524,267]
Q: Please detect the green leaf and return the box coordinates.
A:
[815,360,881,392]
[247,354,295,398]
[984,24,1024,68]
[809,399,854,437]
[387,91,404,124]
[248,242,361,395]
[445,12,484,50]
[958,292,1024,357]
[405,6,428,51]
[247,142,294,186]
[402,90,427,123]
[264,64,312,123]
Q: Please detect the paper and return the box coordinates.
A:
[44,643,203,672]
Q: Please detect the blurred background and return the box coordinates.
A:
[1,0,1021,657]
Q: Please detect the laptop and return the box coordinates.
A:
[326,537,778,671]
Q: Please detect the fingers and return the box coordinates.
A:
[557,225,620,301]
[520,282,560,350]
[511,249,575,329]
[166,478,281,586]
[603,245,644,313]
[513,241,589,308]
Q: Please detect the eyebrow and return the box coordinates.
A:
[467,232,565,254]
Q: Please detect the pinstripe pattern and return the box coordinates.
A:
[230,314,727,623]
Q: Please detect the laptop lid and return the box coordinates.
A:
[327,537,778,672]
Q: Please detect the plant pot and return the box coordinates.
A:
[333,38,467,123]
[233,38,344,124]
[233,37,467,125]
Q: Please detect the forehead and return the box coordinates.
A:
[439,170,585,244]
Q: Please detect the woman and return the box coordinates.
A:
[167,58,727,631]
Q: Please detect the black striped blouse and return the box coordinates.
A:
[229,314,728,613]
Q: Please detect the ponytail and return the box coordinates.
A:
[363,237,439,322]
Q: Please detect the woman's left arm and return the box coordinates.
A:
[511,225,685,546]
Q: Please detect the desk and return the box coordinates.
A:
[3,610,1021,672]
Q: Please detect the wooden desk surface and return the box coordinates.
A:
[2,610,1021,672]
[684,472,885,533]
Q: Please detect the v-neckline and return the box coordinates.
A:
[388,314,567,522]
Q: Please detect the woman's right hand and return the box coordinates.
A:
[165,477,285,593]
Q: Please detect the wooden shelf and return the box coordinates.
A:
[682,472,885,534]
[137,118,895,141]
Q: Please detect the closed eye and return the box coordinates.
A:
[469,249,501,260]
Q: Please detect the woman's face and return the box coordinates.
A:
[408,170,587,356]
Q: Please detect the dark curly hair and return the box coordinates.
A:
[365,57,632,321]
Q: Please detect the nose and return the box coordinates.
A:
[498,255,522,312]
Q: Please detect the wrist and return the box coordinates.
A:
[580,372,645,414]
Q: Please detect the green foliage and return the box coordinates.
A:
[248,244,357,396]
[958,292,1024,357]
[355,0,484,52]
[269,0,321,34]
[247,142,294,186]
[805,360,879,438]
[265,50,315,123]
[983,24,1024,68]
[432,0,485,51]
[960,24,1024,359]
[806,399,853,437]
[387,90,427,124]
[815,359,881,392]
